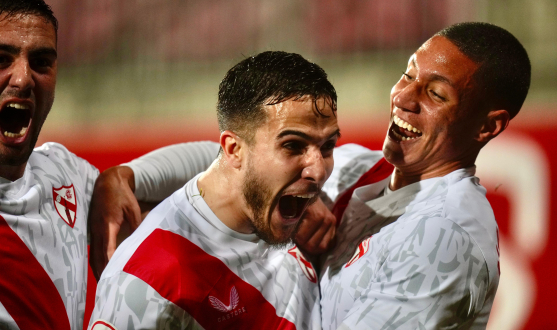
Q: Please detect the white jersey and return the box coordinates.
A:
[320,144,500,329]
[0,142,99,330]
[89,174,321,330]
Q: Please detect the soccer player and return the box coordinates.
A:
[0,1,216,329]
[88,51,340,329]
[317,22,530,329]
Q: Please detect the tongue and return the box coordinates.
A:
[279,195,298,219]
[0,108,28,134]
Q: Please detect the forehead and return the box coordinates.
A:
[0,13,56,49]
[411,36,479,87]
[258,97,338,138]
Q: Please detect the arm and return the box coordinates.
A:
[89,141,219,279]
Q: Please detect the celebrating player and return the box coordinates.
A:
[318,22,530,329]
[0,1,216,329]
[88,51,340,329]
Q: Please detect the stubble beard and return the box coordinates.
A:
[242,161,299,249]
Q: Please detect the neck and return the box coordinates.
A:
[0,163,26,182]
[197,158,253,234]
[389,160,472,191]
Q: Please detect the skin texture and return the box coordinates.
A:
[0,14,57,181]
[199,96,340,245]
[383,36,509,190]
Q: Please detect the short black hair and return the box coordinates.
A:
[436,22,530,119]
[217,51,337,143]
[0,0,58,34]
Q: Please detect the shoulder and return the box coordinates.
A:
[323,144,384,201]
[32,142,98,172]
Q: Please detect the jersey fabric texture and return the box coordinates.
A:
[0,142,99,330]
[320,144,500,330]
[89,174,321,330]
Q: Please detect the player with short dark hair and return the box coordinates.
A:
[318,21,531,329]
[88,51,340,329]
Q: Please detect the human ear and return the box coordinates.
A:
[476,110,510,143]
[219,130,243,169]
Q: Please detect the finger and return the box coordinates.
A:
[295,216,321,246]
[318,223,336,252]
[302,220,332,255]
[106,221,121,261]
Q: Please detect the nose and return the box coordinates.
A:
[391,79,419,113]
[301,148,327,185]
[9,58,35,93]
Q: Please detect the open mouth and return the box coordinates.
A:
[389,115,422,142]
[0,103,31,139]
[278,194,315,220]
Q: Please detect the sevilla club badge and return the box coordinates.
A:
[288,246,317,283]
[53,184,77,228]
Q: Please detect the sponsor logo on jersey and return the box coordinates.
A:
[209,286,247,322]
[345,236,372,268]
[288,246,317,283]
[91,320,117,330]
[53,184,77,228]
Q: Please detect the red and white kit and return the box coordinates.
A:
[89,174,321,330]
[0,143,99,330]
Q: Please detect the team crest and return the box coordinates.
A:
[345,236,372,268]
[52,184,77,228]
[288,246,317,283]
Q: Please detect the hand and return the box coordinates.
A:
[88,166,142,281]
[294,198,337,256]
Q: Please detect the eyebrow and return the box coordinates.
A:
[0,44,57,58]
[30,47,57,59]
[411,57,453,87]
[0,44,20,55]
[277,129,341,141]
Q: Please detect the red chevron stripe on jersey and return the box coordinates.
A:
[331,157,394,226]
[0,215,71,330]
[123,229,297,330]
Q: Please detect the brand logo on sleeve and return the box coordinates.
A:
[288,246,317,283]
[345,236,372,268]
[52,184,77,228]
[209,286,247,322]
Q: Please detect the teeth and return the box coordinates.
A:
[6,103,30,110]
[3,126,28,138]
[293,194,315,199]
[393,115,422,134]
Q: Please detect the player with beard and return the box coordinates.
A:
[88,51,340,330]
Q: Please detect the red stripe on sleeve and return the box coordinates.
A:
[331,157,394,226]
[124,229,297,330]
[0,215,71,329]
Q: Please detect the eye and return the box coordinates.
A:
[0,55,12,68]
[282,140,306,154]
[430,90,446,101]
[402,72,414,80]
[30,57,54,72]
[321,140,337,157]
